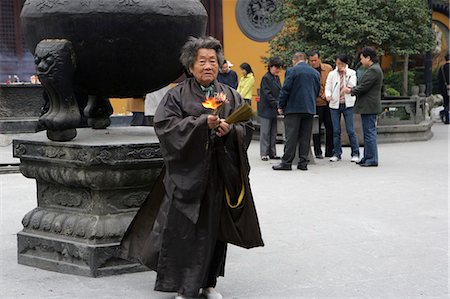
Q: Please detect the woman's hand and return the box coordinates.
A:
[215,119,230,137]
[207,114,220,129]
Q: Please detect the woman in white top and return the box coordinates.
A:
[325,54,360,162]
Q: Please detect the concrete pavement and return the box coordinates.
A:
[0,123,448,299]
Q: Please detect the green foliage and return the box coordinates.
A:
[411,66,429,87]
[394,107,412,121]
[384,70,415,94]
[386,87,401,96]
[267,0,434,66]
[386,0,434,56]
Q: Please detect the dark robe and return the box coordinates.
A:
[121,78,263,297]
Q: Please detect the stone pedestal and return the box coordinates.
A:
[0,83,44,133]
[13,127,163,277]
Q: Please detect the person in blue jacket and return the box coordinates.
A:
[272,52,320,171]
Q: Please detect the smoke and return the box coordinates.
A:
[0,52,36,83]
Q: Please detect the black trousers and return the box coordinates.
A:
[281,113,313,167]
[313,106,333,157]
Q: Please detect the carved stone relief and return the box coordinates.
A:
[36,0,69,10]
[235,0,284,42]
[38,183,88,209]
[15,144,26,155]
[42,146,66,159]
[118,0,140,6]
[126,147,161,159]
[22,208,133,241]
[14,141,162,169]
[80,0,105,6]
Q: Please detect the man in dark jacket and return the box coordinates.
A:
[257,57,283,161]
[273,52,320,171]
[438,53,449,124]
[217,60,238,89]
[345,46,383,167]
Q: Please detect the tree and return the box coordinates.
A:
[268,0,434,94]
[384,0,434,95]
[267,0,391,66]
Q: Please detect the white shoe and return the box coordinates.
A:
[175,295,188,299]
[351,156,360,163]
[329,156,340,162]
[201,288,223,299]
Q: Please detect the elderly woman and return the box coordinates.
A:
[121,36,263,299]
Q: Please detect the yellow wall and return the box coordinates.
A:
[222,0,271,111]
[110,98,132,115]
[433,11,449,32]
[432,11,449,69]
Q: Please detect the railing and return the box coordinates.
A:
[378,86,427,126]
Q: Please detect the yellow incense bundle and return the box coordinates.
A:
[225,103,255,124]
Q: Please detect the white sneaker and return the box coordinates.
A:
[329,156,340,162]
[201,288,223,299]
[351,156,360,163]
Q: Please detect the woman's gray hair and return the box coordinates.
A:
[180,36,224,75]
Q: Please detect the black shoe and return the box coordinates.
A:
[272,163,292,170]
[315,154,324,159]
[356,159,366,165]
[297,164,308,171]
[359,163,378,167]
[269,155,281,160]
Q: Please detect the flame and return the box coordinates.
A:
[202,97,223,110]
[202,92,228,110]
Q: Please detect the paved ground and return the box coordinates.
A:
[0,123,448,299]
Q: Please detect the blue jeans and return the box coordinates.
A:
[330,105,359,158]
[360,114,378,165]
